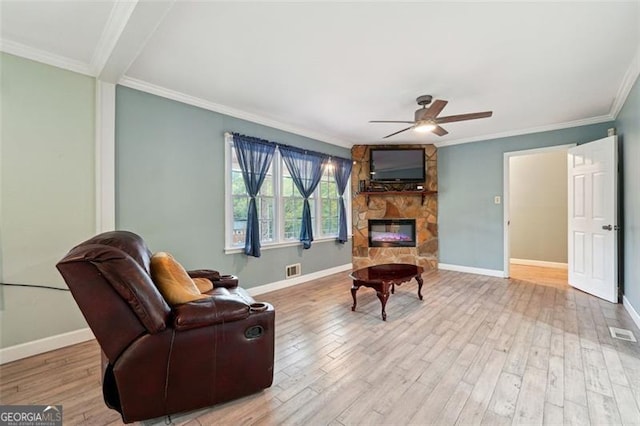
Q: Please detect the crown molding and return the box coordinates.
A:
[90,1,138,75]
[0,38,94,77]
[433,114,614,148]
[610,45,640,119]
[118,76,353,149]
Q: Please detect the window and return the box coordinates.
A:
[318,167,339,237]
[225,137,350,252]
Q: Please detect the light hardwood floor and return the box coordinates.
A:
[509,263,568,288]
[1,269,640,425]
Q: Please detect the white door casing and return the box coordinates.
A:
[567,136,618,303]
[503,144,574,278]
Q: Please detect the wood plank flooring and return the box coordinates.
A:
[1,268,639,425]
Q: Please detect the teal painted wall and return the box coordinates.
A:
[438,122,613,271]
[115,86,352,288]
[616,74,640,315]
[0,53,95,348]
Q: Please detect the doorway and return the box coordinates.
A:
[503,144,575,283]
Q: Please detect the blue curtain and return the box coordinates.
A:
[279,146,329,249]
[232,133,277,257]
[332,157,353,243]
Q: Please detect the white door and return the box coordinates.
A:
[568,136,618,303]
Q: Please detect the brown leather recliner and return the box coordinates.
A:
[56,231,275,423]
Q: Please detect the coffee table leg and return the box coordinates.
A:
[376,282,390,321]
[351,281,359,311]
[416,275,424,300]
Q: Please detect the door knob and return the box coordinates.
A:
[601,225,619,231]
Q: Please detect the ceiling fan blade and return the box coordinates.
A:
[383,126,414,139]
[437,111,493,124]
[423,99,448,118]
[432,125,448,136]
[369,120,415,124]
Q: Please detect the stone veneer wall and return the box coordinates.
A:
[351,144,438,270]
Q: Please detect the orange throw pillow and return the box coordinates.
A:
[193,277,214,293]
[150,252,208,305]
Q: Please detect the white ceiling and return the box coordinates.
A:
[1,1,639,148]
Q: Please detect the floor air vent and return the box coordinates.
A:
[285,263,301,279]
[609,327,637,343]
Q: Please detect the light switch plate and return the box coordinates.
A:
[494,196,501,204]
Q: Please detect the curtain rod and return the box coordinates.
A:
[224,131,351,163]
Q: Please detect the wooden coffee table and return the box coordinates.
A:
[349,263,424,321]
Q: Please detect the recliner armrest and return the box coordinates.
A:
[187,270,238,288]
[187,269,220,281]
[215,275,239,288]
[173,296,249,330]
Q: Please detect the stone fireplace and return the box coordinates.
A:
[351,144,437,270]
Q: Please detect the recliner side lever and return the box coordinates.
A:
[245,325,264,339]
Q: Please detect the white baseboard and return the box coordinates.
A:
[438,263,506,278]
[0,328,95,365]
[510,258,568,270]
[247,263,352,296]
[623,295,640,330]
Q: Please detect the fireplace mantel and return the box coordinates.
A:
[360,190,438,206]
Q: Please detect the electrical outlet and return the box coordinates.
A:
[494,196,501,204]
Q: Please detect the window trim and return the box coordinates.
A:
[224,135,352,253]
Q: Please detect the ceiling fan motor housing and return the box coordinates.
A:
[415,108,431,121]
[415,95,434,121]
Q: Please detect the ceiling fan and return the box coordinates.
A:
[370,95,493,138]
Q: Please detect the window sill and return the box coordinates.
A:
[224,235,352,255]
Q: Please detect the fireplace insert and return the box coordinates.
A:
[368,219,416,248]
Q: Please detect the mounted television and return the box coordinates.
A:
[369,148,425,183]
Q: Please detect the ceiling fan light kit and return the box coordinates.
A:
[369,95,493,139]
[414,120,437,133]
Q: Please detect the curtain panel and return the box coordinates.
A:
[332,157,353,243]
[279,146,330,249]
[232,133,277,257]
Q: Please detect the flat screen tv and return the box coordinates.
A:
[369,148,425,183]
